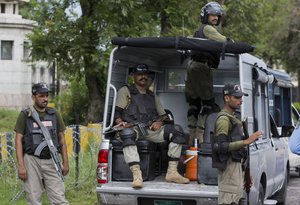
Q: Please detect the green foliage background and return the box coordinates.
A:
[54,77,89,125]
[19,0,300,120]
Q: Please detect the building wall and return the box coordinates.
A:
[0,0,35,109]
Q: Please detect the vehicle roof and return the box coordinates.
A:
[112,36,254,54]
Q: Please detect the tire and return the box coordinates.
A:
[258,182,265,205]
[271,169,288,205]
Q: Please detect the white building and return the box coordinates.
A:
[0,0,54,110]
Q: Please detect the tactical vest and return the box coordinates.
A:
[122,85,158,123]
[219,112,247,161]
[22,107,59,159]
[190,24,221,68]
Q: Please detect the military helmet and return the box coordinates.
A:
[200,2,224,25]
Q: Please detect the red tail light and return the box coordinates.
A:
[96,149,109,184]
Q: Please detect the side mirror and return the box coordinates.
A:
[281,125,294,137]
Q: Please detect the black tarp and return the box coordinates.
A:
[112,36,254,54]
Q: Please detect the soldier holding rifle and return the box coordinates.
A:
[15,82,69,205]
[212,84,263,205]
[114,64,189,188]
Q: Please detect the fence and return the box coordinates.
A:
[0,124,102,203]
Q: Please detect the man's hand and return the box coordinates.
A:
[18,165,27,181]
[243,175,254,190]
[244,131,263,145]
[150,121,163,131]
[114,121,127,128]
[62,161,69,176]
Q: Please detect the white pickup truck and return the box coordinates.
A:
[96,37,291,205]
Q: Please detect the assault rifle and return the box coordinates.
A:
[104,113,173,137]
[242,117,250,205]
[30,107,64,181]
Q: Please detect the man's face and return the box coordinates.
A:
[32,92,49,109]
[207,14,219,25]
[133,72,149,87]
[226,95,243,110]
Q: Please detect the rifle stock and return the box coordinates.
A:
[242,117,251,205]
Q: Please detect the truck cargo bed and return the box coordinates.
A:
[97,175,219,205]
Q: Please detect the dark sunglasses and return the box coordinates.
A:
[135,64,149,72]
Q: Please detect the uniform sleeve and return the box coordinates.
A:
[14,112,26,135]
[215,115,230,136]
[155,95,166,116]
[203,25,227,42]
[115,86,130,109]
[55,110,66,133]
[215,115,245,151]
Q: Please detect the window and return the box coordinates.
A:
[1,41,13,60]
[166,68,186,91]
[1,4,5,13]
[13,4,16,14]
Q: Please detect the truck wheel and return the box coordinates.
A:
[271,169,288,205]
[258,182,265,205]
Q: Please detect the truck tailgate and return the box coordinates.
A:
[97,180,218,198]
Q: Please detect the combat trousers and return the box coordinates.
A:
[218,158,244,205]
[185,60,214,101]
[23,154,68,205]
[123,126,182,164]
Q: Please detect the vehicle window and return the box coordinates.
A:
[292,106,300,127]
[213,70,239,85]
[166,69,186,91]
[270,115,280,138]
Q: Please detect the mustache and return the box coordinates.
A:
[139,77,148,81]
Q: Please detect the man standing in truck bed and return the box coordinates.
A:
[114,64,189,188]
[212,84,262,205]
[186,1,227,145]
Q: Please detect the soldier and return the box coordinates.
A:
[212,83,263,205]
[186,1,228,145]
[15,82,69,205]
[114,64,189,188]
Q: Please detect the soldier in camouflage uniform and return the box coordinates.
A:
[212,84,262,205]
[114,64,189,188]
[186,1,227,145]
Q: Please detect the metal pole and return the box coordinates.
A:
[73,125,80,187]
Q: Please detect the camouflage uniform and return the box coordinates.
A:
[215,109,245,205]
[186,24,227,144]
[115,86,182,163]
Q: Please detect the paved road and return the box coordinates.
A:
[286,170,300,205]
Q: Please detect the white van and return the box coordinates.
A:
[96,37,290,205]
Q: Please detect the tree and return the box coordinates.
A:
[23,0,297,123]
[23,0,158,123]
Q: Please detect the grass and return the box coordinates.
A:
[0,109,100,205]
[0,109,19,132]
[0,145,99,205]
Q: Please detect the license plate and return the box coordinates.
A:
[154,199,183,205]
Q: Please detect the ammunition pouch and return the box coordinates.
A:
[120,128,137,147]
[136,122,149,137]
[211,134,230,170]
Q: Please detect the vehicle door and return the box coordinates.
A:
[269,115,285,191]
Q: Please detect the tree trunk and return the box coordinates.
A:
[160,6,171,35]
[80,0,104,123]
[85,70,104,123]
